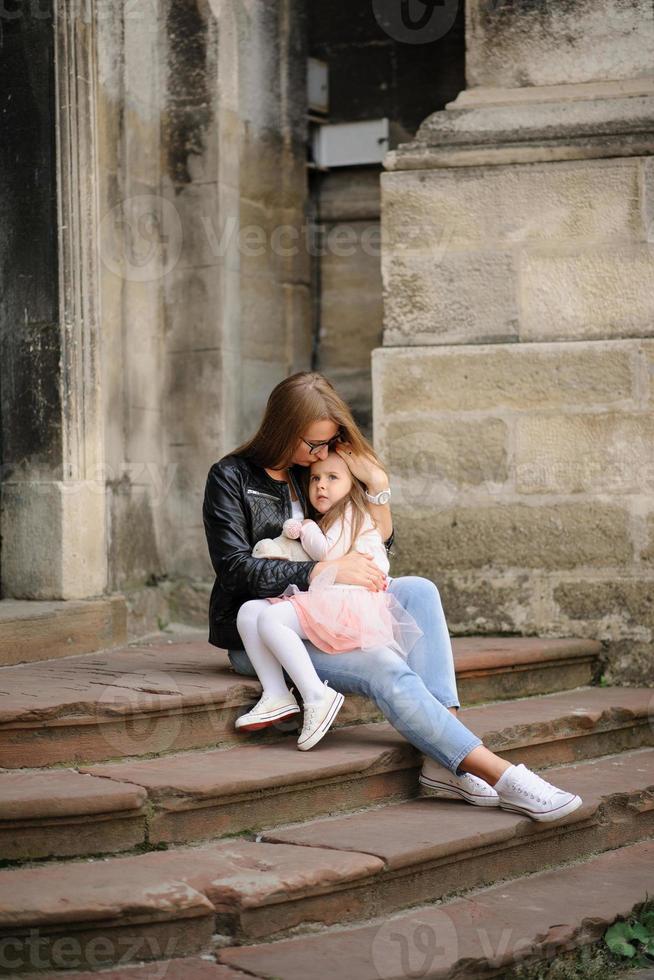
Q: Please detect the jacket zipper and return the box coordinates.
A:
[246,488,279,501]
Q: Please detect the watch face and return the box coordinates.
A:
[378,490,391,505]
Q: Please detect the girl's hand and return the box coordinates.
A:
[310,553,386,591]
[335,441,388,493]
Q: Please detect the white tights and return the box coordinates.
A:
[235,599,327,704]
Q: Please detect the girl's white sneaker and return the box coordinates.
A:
[419,757,500,806]
[297,682,344,751]
[235,691,300,731]
[494,763,583,822]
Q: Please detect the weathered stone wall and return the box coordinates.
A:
[95,0,311,632]
[375,2,654,683]
[375,341,654,682]
[314,168,383,435]
[382,157,654,346]
[467,0,654,90]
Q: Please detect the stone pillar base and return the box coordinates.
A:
[1,482,107,599]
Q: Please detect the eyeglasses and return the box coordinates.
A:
[301,429,344,454]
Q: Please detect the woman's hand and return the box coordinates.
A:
[310,553,386,591]
[335,441,388,494]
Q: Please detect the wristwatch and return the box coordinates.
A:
[365,487,392,506]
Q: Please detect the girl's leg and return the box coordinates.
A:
[235,600,291,699]
[256,602,328,705]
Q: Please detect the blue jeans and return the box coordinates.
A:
[228,575,483,775]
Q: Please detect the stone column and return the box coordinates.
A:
[1,1,107,600]
[374,0,654,682]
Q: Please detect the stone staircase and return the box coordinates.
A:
[1,626,653,978]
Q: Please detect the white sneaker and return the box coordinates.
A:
[419,757,500,807]
[494,763,583,822]
[235,691,301,732]
[297,682,344,751]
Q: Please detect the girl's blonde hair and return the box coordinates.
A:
[233,372,383,552]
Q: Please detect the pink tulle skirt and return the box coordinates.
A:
[268,567,423,658]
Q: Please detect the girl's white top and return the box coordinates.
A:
[299,502,389,575]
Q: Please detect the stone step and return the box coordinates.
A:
[2,686,651,860]
[25,962,253,980]
[219,837,654,980]
[0,769,149,861]
[258,747,654,933]
[0,687,654,859]
[0,596,127,668]
[0,635,601,768]
[1,746,653,970]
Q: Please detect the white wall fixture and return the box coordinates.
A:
[312,118,390,168]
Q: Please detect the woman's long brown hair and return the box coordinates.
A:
[232,372,383,549]
[232,371,383,473]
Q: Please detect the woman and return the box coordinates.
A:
[203,372,582,823]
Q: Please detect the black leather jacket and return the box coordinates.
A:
[202,453,394,650]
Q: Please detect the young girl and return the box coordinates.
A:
[234,451,422,751]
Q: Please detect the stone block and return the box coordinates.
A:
[390,502,632,574]
[466,0,654,89]
[553,579,654,631]
[320,225,383,370]
[168,182,220,270]
[240,274,287,361]
[640,339,654,406]
[515,413,654,495]
[164,266,222,353]
[382,250,519,345]
[383,417,509,496]
[1,481,107,600]
[382,160,642,252]
[374,341,636,415]
[641,514,654,563]
[520,246,654,342]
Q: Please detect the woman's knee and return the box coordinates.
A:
[391,575,442,608]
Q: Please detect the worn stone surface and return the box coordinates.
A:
[391,502,633,573]
[263,748,654,869]
[0,769,145,821]
[83,723,416,802]
[220,838,654,979]
[553,580,654,631]
[383,249,519,346]
[0,595,127,667]
[31,961,253,980]
[385,416,508,490]
[514,413,654,495]
[0,838,382,929]
[466,0,654,89]
[374,342,637,412]
[382,159,643,251]
[520,246,654,342]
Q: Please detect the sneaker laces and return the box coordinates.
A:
[302,682,330,731]
[507,765,560,805]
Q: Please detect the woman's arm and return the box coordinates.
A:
[334,444,393,543]
[203,463,317,597]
